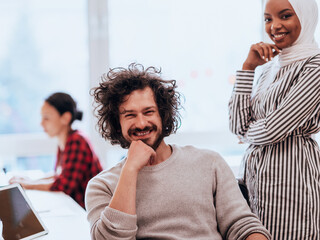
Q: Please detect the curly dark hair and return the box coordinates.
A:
[92,63,182,148]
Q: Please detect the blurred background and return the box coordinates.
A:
[1,0,319,175]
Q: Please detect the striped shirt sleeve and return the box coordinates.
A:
[229,70,255,136]
[233,70,255,94]
[245,66,320,145]
[230,65,320,146]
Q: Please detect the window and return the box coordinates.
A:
[2,0,318,174]
[8,0,312,175]
[105,0,263,170]
[0,0,89,171]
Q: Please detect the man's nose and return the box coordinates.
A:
[135,114,148,128]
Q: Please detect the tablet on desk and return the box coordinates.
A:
[0,184,48,240]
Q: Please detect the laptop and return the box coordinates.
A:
[0,184,48,240]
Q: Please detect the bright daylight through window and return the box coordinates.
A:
[0,0,89,171]
[3,0,319,174]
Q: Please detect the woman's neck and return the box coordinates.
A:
[57,127,73,151]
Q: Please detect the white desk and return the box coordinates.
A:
[0,172,91,240]
[26,190,91,240]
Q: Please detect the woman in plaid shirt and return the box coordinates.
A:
[10,92,103,208]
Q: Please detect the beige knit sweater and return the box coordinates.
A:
[85,145,271,240]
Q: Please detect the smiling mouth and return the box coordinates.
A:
[129,126,156,139]
[272,33,287,41]
[134,130,151,137]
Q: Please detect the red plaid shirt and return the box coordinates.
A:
[50,130,102,208]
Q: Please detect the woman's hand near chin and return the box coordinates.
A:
[242,42,281,70]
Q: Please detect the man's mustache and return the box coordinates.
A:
[128,126,157,135]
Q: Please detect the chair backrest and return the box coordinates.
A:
[237,178,250,206]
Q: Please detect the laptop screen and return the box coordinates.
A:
[0,184,48,240]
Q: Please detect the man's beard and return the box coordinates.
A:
[142,133,164,151]
[128,125,164,150]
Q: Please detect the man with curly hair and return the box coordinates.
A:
[85,63,271,240]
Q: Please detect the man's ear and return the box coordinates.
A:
[61,112,72,125]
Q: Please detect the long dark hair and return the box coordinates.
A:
[45,92,83,125]
[92,63,182,148]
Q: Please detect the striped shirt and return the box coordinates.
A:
[229,54,320,240]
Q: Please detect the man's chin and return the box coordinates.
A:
[145,136,164,151]
[140,139,156,149]
[125,134,164,150]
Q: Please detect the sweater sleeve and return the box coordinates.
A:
[212,154,271,240]
[229,64,320,145]
[85,172,138,240]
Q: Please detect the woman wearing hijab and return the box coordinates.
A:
[10,92,103,208]
[229,0,320,239]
